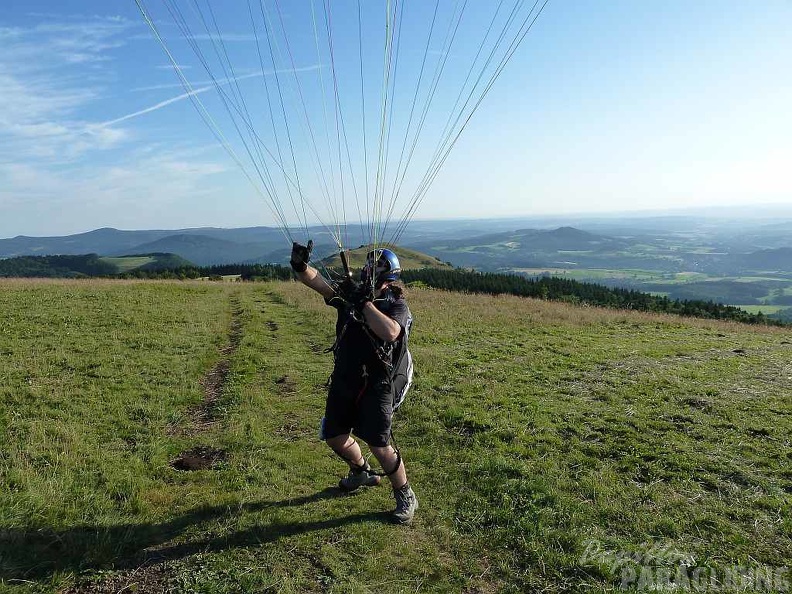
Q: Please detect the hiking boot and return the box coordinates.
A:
[339,463,381,492]
[392,483,418,524]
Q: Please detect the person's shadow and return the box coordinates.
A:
[0,488,390,583]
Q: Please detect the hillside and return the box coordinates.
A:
[101,253,194,272]
[0,253,194,277]
[738,247,792,272]
[318,245,452,274]
[115,234,277,266]
[1,280,789,593]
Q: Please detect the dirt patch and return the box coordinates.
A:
[170,445,227,471]
[225,299,243,352]
[196,360,230,423]
[275,375,297,395]
[62,563,173,593]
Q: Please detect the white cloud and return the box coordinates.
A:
[0,146,231,236]
[0,12,316,236]
[0,16,134,163]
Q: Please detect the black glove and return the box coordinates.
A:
[336,277,372,313]
[290,240,313,273]
[337,277,360,301]
[349,282,374,312]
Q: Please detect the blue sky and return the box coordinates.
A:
[1,0,790,239]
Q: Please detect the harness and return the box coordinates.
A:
[324,294,397,370]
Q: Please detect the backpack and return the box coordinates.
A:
[391,316,414,411]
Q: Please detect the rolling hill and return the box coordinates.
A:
[115,234,277,266]
[3,221,791,310]
[410,226,632,269]
[318,245,452,273]
[0,253,195,278]
[0,227,287,266]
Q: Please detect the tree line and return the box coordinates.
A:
[0,254,292,282]
[0,254,117,278]
[400,268,785,326]
[117,262,293,281]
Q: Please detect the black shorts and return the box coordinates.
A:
[324,367,393,447]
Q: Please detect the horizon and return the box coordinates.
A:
[3,201,792,241]
[1,1,791,238]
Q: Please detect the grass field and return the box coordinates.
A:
[99,256,155,273]
[1,280,790,593]
[735,305,788,315]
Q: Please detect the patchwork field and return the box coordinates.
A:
[1,279,790,593]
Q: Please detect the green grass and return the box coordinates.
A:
[734,305,787,315]
[1,279,790,593]
[99,256,156,273]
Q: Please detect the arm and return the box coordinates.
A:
[290,240,335,300]
[361,301,402,342]
[294,264,335,300]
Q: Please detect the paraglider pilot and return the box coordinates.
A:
[290,241,418,524]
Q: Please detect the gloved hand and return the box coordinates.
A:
[290,240,313,273]
[348,282,374,312]
[337,277,360,301]
[336,277,373,313]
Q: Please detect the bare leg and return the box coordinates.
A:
[326,434,365,469]
[370,445,407,489]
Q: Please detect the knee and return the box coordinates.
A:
[326,434,351,451]
[369,445,394,460]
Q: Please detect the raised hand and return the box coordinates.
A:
[290,240,313,272]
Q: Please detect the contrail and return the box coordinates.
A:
[101,64,322,126]
[131,64,322,93]
[99,72,262,127]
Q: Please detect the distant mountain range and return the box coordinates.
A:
[0,226,289,266]
[3,221,792,274]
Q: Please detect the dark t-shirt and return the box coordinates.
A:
[326,288,411,377]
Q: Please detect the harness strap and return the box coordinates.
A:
[367,430,402,477]
[329,436,368,470]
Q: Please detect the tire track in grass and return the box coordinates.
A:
[170,292,243,470]
[65,292,247,593]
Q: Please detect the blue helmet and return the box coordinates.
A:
[361,248,401,285]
